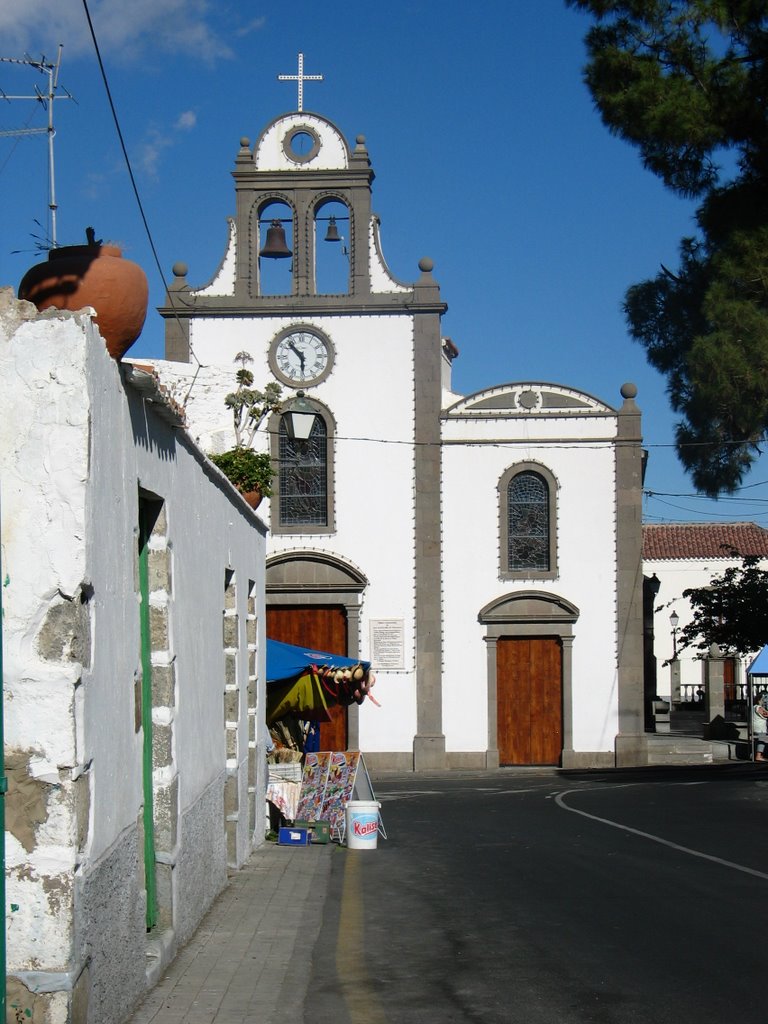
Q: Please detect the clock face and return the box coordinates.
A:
[270,329,333,385]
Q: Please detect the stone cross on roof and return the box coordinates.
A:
[278,52,323,112]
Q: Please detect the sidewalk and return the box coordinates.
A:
[126,842,333,1024]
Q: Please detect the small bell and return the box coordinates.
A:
[324,216,341,243]
[259,220,292,259]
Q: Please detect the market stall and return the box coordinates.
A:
[265,639,380,832]
[266,638,377,724]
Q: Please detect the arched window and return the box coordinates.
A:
[500,465,557,578]
[276,412,332,531]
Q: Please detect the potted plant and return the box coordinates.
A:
[209,352,282,508]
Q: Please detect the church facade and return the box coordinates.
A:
[153,106,647,770]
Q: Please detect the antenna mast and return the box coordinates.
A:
[0,45,72,247]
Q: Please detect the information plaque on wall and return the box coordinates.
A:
[370,618,405,670]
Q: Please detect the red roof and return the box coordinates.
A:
[643,522,768,560]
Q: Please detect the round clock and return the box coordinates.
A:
[269,327,334,386]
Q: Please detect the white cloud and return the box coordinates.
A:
[138,109,197,177]
[0,0,90,58]
[0,0,236,65]
[138,126,169,178]
[236,16,266,38]
[175,110,197,131]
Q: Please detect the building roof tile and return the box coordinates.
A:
[643,522,768,560]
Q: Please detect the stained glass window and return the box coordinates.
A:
[508,471,549,572]
[278,416,328,526]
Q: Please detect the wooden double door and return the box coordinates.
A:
[497,637,563,766]
[266,605,349,751]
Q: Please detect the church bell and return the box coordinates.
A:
[324,216,341,243]
[259,220,292,259]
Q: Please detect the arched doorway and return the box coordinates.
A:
[479,592,579,767]
[266,550,368,751]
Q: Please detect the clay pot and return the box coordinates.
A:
[241,489,263,509]
[18,243,149,360]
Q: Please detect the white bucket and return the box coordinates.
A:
[345,800,381,849]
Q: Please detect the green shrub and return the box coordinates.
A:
[209,447,275,497]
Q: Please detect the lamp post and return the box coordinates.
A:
[669,610,681,704]
[669,610,679,659]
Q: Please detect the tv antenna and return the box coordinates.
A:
[0,45,73,248]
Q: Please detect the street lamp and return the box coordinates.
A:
[669,610,681,705]
[669,610,680,659]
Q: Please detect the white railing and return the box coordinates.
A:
[678,682,752,706]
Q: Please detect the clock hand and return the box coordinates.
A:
[288,341,306,369]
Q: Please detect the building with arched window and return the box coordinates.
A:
[152,107,647,770]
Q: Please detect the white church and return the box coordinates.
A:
[151,87,650,771]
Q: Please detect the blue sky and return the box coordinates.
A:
[2,0,766,525]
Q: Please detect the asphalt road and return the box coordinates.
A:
[304,765,768,1024]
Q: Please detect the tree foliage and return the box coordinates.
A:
[225,351,283,448]
[677,553,768,656]
[567,1,768,494]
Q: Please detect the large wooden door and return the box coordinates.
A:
[267,605,348,751]
[497,637,562,765]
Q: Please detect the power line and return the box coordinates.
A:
[643,495,768,519]
[646,490,768,503]
[80,0,202,369]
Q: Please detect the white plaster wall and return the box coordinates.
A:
[645,555,768,698]
[0,303,91,969]
[85,330,268,857]
[254,114,348,171]
[155,324,626,760]
[1,295,267,1004]
[151,311,421,752]
[369,218,411,294]
[441,414,620,757]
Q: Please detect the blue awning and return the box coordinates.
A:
[265,639,374,724]
[747,644,768,677]
[266,638,370,684]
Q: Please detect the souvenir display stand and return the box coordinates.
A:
[296,751,386,844]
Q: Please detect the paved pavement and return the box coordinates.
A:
[126,842,333,1024]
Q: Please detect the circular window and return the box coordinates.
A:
[283,125,321,164]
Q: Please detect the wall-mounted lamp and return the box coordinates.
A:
[283,391,317,441]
